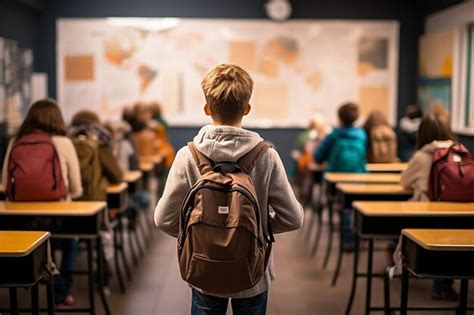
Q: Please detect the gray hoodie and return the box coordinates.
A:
[154,125,304,298]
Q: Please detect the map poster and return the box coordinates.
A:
[58,18,399,127]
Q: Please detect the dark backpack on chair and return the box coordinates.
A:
[428,144,474,202]
[178,142,275,295]
[6,131,67,201]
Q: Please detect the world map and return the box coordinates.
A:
[57,18,399,127]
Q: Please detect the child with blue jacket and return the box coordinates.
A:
[314,102,367,249]
[314,102,367,173]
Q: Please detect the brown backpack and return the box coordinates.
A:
[73,136,107,201]
[369,125,398,163]
[178,142,275,295]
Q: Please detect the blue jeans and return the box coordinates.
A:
[130,192,151,211]
[433,279,454,293]
[191,289,268,315]
[54,239,79,303]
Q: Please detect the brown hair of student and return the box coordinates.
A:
[405,105,423,119]
[201,64,254,124]
[16,98,67,138]
[416,115,457,150]
[70,110,101,127]
[363,110,390,135]
[338,102,359,127]
[149,101,163,119]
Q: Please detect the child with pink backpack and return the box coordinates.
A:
[1,99,83,307]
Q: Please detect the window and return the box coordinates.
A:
[466,23,474,128]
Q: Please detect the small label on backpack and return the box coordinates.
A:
[218,206,230,214]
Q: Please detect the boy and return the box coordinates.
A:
[313,102,367,173]
[313,103,367,250]
[154,64,303,315]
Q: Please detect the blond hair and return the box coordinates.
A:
[201,64,254,123]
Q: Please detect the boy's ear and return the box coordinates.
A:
[243,104,251,116]
[204,104,212,116]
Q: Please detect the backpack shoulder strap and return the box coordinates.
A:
[187,142,214,175]
[237,141,271,174]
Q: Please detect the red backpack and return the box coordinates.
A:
[428,144,474,202]
[6,131,67,201]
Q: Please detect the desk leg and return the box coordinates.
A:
[322,193,334,269]
[400,263,409,315]
[87,239,96,315]
[46,276,55,315]
[458,279,468,315]
[118,215,132,281]
[364,239,374,315]
[127,212,139,267]
[383,268,391,315]
[332,209,344,286]
[31,283,39,315]
[345,234,360,315]
[113,220,126,294]
[9,287,19,315]
[311,206,323,257]
[96,237,111,315]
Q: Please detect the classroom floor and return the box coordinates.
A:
[1,209,473,314]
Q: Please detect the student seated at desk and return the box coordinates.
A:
[69,110,123,201]
[149,101,175,169]
[130,103,161,161]
[292,113,329,207]
[363,110,397,163]
[397,105,423,162]
[399,115,459,301]
[1,99,83,307]
[107,119,150,211]
[313,102,367,250]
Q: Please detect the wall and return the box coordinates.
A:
[0,0,44,167]
[36,0,426,168]
[423,1,474,151]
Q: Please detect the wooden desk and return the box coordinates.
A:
[346,201,474,315]
[140,154,164,165]
[107,182,129,213]
[139,162,154,172]
[0,201,106,237]
[337,184,412,209]
[0,202,110,314]
[0,231,50,283]
[325,172,401,184]
[0,231,53,315]
[320,173,402,274]
[0,231,50,257]
[400,229,474,315]
[124,171,143,195]
[366,163,408,173]
[328,184,413,287]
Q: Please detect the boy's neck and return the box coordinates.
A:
[212,121,242,128]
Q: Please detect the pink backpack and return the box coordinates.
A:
[428,144,474,202]
[7,131,67,201]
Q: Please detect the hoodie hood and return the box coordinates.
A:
[400,117,421,133]
[193,125,263,162]
[420,140,454,154]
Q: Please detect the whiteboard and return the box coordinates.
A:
[57,18,399,127]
